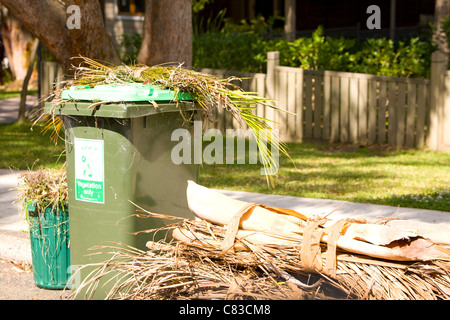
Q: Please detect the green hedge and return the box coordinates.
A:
[193,26,435,78]
[116,25,435,79]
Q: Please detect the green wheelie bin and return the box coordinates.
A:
[44,84,199,299]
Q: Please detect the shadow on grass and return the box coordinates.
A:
[0,122,66,170]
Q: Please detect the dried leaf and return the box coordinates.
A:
[343,223,418,246]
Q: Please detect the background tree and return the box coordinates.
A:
[0,7,36,83]
[0,0,193,72]
[434,0,450,67]
[137,0,192,67]
[17,38,39,124]
[0,0,120,73]
[0,0,193,122]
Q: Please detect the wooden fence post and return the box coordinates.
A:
[39,61,64,101]
[266,51,280,129]
[428,51,446,150]
[266,51,279,100]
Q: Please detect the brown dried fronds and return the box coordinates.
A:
[70,212,450,300]
[70,241,329,300]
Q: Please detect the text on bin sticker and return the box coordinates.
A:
[74,138,104,203]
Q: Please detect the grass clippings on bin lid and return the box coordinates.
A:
[40,56,291,185]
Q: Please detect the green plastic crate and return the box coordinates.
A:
[28,202,71,290]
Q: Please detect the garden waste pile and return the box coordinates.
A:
[42,57,287,184]
[73,181,450,300]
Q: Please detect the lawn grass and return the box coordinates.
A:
[0,89,38,100]
[199,140,450,212]
[0,121,65,170]
[1,122,448,212]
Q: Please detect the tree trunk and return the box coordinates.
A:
[0,0,120,73]
[137,0,192,68]
[17,38,39,124]
[284,0,296,41]
[434,0,450,66]
[0,8,35,82]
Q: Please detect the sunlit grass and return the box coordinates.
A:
[199,141,450,212]
[0,122,65,170]
[1,121,448,212]
[0,89,37,100]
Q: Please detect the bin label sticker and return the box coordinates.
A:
[74,138,104,203]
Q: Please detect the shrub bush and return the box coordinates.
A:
[193,24,435,78]
[117,20,435,78]
[351,37,434,78]
[118,33,143,65]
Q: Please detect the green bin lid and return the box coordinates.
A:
[60,84,193,102]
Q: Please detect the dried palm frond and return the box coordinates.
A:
[69,211,450,300]
[171,217,450,300]
[66,182,450,300]
[68,241,316,300]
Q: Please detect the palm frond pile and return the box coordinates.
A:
[71,182,450,300]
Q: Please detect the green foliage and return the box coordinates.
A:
[193,30,265,72]
[441,15,450,42]
[118,33,143,65]
[117,17,435,78]
[353,37,434,78]
[440,14,450,68]
[193,10,284,73]
[221,13,284,35]
[192,0,214,14]
[274,26,357,71]
[193,21,435,78]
